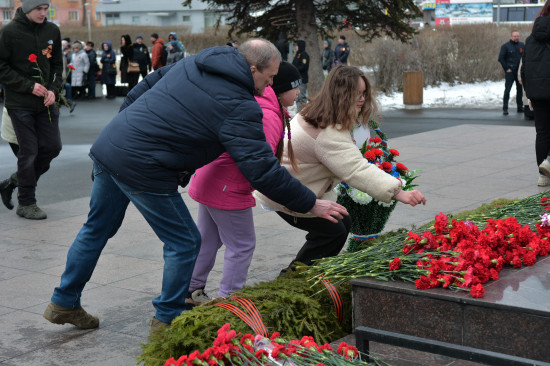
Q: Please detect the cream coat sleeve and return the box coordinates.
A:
[315,125,401,204]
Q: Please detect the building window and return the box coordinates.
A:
[95,11,101,21]
[182,15,190,22]
[69,11,79,21]
[2,10,12,21]
[105,12,120,25]
[132,16,140,23]
[204,12,218,28]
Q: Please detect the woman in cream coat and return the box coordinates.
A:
[255,65,426,274]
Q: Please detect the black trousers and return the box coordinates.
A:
[277,211,352,266]
[503,70,523,111]
[8,108,61,206]
[533,99,550,168]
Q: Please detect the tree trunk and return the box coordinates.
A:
[295,0,323,99]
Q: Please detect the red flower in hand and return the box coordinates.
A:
[396,163,409,172]
[389,148,400,156]
[28,54,37,63]
[68,64,76,70]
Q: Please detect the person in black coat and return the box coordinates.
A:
[45,39,348,333]
[119,34,132,85]
[85,41,98,99]
[521,3,550,186]
[334,35,350,65]
[292,40,309,109]
[128,35,150,92]
[100,40,116,98]
[498,30,525,115]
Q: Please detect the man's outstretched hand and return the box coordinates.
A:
[310,199,349,223]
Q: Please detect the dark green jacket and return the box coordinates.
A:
[0,7,63,111]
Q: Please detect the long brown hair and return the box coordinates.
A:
[300,65,378,131]
[538,1,550,17]
[274,98,298,171]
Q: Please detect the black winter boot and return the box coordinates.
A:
[0,173,17,210]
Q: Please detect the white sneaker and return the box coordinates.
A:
[185,288,211,307]
[539,159,550,179]
[538,175,550,187]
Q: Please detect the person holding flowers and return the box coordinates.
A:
[0,0,63,220]
[255,65,426,274]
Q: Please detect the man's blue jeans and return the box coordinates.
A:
[51,162,201,323]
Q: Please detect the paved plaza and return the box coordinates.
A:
[0,102,545,365]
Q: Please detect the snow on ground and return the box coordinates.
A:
[377,80,514,110]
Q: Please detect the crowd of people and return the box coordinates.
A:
[3,0,548,346]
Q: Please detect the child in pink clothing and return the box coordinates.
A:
[186,62,302,305]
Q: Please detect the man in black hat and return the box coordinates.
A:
[334,35,350,65]
[0,0,63,219]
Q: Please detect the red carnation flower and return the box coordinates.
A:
[381,161,393,173]
[370,136,382,143]
[470,283,485,298]
[68,64,76,70]
[28,54,37,63]
[372,148,384,157]
[396,163,408,172]
[389,257,401,271]
[389,148,400,156]
[364,151,376,161]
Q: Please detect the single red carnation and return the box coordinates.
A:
[68,64,76,70]
[370,136,382,143]
[364,151,376,161]
[470,283,485,298]
[381,161,393,173]
[28,54,37,63]
[389,257,402,271]
[396,162,408,172]
[389,148,400,156]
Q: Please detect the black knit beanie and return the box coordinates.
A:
[272,61,302,95]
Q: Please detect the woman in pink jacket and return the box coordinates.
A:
[186,62,302,305]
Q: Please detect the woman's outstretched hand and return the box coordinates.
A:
[394,189,427,207]
[310,199,349,223]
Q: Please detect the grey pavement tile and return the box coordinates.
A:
[0,243,71,272]
[0,327,142,366]
[0,305,16,317]
[108,270,163,295]
[0,272,62,309]
[75,253,164,286]
[0,265,30,281]
[0,309,98,363]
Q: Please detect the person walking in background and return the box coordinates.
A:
[321,39,334,75]
[150,33,165,70]
[85,41,98,99]
[43,39,347,335]
[130,35,151,91]
[166,41,184,65]
[0,108,19,210]
[292,40,309,110]
[0,0,63,220]
[521,2,550,187]
[185,61,303,306]
[334,35,350,65]
[254,65,426,275]
[69,41,89,100]
[61,39,76,111]
[119,35,132,87]
[100,40,117,99]
[498,30,524,116]
[167,32,185,56]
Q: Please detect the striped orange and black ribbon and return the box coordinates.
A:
[321,278,344,324]
[215,297,268,337]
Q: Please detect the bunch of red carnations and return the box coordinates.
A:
[163,323,372,366]
[401,210,550,298]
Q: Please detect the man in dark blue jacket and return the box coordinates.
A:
[44,39,348,334]
[334,35,350,65]
[498,30,524,115]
